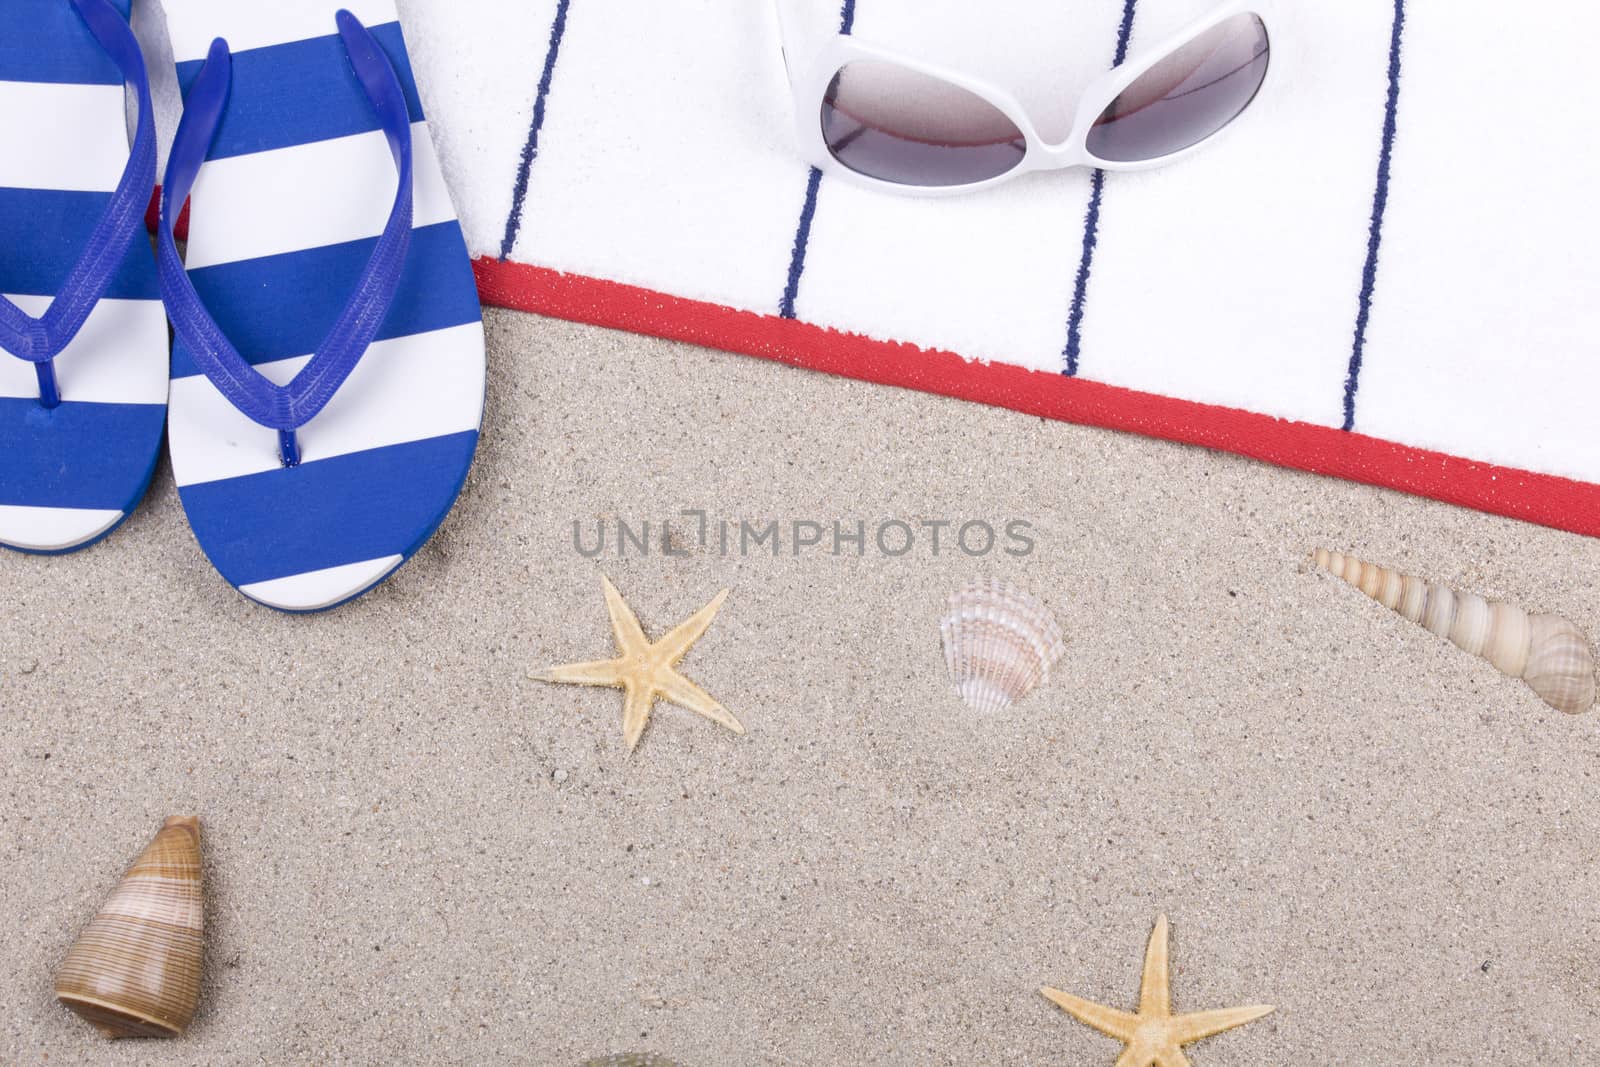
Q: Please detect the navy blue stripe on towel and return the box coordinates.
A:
[500,0,573,260]
[779,167,823,319]
[777,0,857,318]
[1342,0,1407,432]
[1063,0,1139,377]
[838,0,857,36]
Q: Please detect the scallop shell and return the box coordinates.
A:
[940,580,1065,713]
[56,816,204,1038]
[1312,549,1597,715]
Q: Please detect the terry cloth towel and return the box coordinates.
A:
[135,0,1600,538]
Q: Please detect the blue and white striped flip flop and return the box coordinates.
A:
[0,0,166,554]
[158,2,486,613]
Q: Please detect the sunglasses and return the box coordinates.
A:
[775,1,1272,195]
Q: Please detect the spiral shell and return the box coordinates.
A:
[1312,550,1597,715]
[56,816,204,1038]
[940,580,1065,713]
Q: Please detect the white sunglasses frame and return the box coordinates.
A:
[775,0,1275,197]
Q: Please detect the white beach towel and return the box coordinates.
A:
[133,0,1600,538]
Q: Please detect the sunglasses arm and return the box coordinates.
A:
[772,0,805,90]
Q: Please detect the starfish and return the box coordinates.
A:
[534,575,744,752]
[1041,916,1274,1067]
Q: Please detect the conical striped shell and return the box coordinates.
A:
[1313,550,1597,715]
[940,580,1065,713]
[56,817,203,1038]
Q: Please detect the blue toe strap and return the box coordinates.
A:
[0,0,156,410]
[157,9,415,469]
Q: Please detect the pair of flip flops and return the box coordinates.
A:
[0,0,485,613]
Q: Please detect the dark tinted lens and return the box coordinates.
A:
[822,60,1027,187]
[1087,13,1269,163]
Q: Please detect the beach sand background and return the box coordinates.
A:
[2,309,1596,1065]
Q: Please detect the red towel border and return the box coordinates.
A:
[143,188,1597,540]
[472,256,1600,540]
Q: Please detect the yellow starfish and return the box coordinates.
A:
[1041,916,1274,1067]
[534,576,744,752]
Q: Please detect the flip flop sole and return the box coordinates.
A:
[163,0,485,612]
[0,0,167,554]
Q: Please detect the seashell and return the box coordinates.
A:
[581,1057,682,1067]
[56,817,204,1038]
[940,579,1065,713]
[1312,550,1597,715]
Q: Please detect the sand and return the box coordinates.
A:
[2,308,1597,1065]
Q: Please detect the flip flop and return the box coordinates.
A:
[157,2,485,612]
[0,0,165,554]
